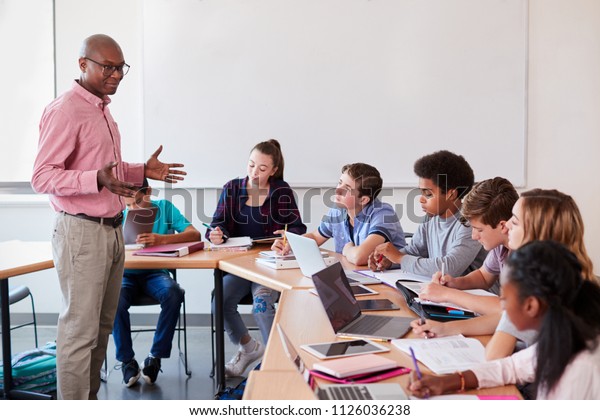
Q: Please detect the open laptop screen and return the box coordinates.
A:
[311,262,362,333]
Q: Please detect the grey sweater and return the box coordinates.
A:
[399,211,487,277]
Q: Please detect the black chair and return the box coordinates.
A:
[0,286,38,348]
[103,269,190,380]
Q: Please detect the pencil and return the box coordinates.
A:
[283,224,288,248]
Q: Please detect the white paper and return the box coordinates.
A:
[392,335,486,374]
[205,236,252,249]
[356,269,431,287]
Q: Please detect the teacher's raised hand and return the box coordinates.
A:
[145,145,187,183]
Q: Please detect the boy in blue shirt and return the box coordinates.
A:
[273,163,406,265]
[113,179,200,387]
[369,150,486,276]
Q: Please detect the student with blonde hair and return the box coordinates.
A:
[412,189,596,361]
[409,241,600,400]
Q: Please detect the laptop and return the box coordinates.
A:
[123,207,158,245]
[311,262,413,341]
[284,232,380,285]
[285,232,336,277]
[276,324,407,400]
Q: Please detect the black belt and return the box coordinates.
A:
[66,212,124,228]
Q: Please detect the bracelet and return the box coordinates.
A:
[456,371,466,392]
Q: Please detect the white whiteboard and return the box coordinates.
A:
[143,0,527,188]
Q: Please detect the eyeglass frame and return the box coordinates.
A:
[84,57,130,76]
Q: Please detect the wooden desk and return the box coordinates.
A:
[217,249,314,291]
[247,288,521,400]
[0,241,54,400]
[243,370,317,400]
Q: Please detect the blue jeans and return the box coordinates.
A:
[214,274,279,345]
[112,270,184,362]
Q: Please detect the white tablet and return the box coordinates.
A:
[300,339,389,360]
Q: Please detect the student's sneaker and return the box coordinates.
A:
[142,356,162,385]
[121,359,141,387]
[224,340,264,378]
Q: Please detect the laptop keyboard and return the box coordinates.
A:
[327,385,374,400]
[348,315,392,334]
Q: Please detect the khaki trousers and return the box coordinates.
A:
[52,213,124,399]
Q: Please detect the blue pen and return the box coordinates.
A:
[409,346,422,380]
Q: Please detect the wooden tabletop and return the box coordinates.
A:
[251,288,521,400]
[124,244,258,270]
[0,240,54,279]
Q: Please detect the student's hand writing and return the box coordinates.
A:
[209,226,225,245]
[418,283,452,303]
[410,318,445,339]
[367,252,391,272]
[271,233,291,255]
[97,162,137,197]
[408,371,446,398]
[373,242,403,264]
[136,233,163,247]
[432,271,457,287]
[144,145,187,183]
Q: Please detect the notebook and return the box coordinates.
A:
[132,241,205,257]
[285,232,337,277]
[276,324,408,400]
[123,207,158,245]
[395,281,477,321]
[311,262,413,341]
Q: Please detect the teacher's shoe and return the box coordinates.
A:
[224,340,264,378]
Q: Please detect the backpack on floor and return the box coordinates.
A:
[214,363,261,400]
[0,341,57,395]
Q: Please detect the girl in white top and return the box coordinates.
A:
[409,240,600,399]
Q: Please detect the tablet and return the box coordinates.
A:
[358,299,400,311]
[350,284,378,296]
[123,207,158,244]
[300,339,389,360]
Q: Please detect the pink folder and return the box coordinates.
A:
[132,241,205,257]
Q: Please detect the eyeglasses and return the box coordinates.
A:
[84,57,130,76]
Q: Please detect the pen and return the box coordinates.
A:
[202,222,228,239]
[419,316,430,339]
[409,346,422,380]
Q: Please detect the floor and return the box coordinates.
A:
[5,325,262,400]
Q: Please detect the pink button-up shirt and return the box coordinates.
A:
[32,81,144,217]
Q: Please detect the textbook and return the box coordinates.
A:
[392,335,486,374]
[256,255,336,270]
[132,241,205,257]
[205,236,252,251]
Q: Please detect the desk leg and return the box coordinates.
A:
[1,277,13,399]
[213,269,225,392]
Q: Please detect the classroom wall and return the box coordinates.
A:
[2,0,599,321]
